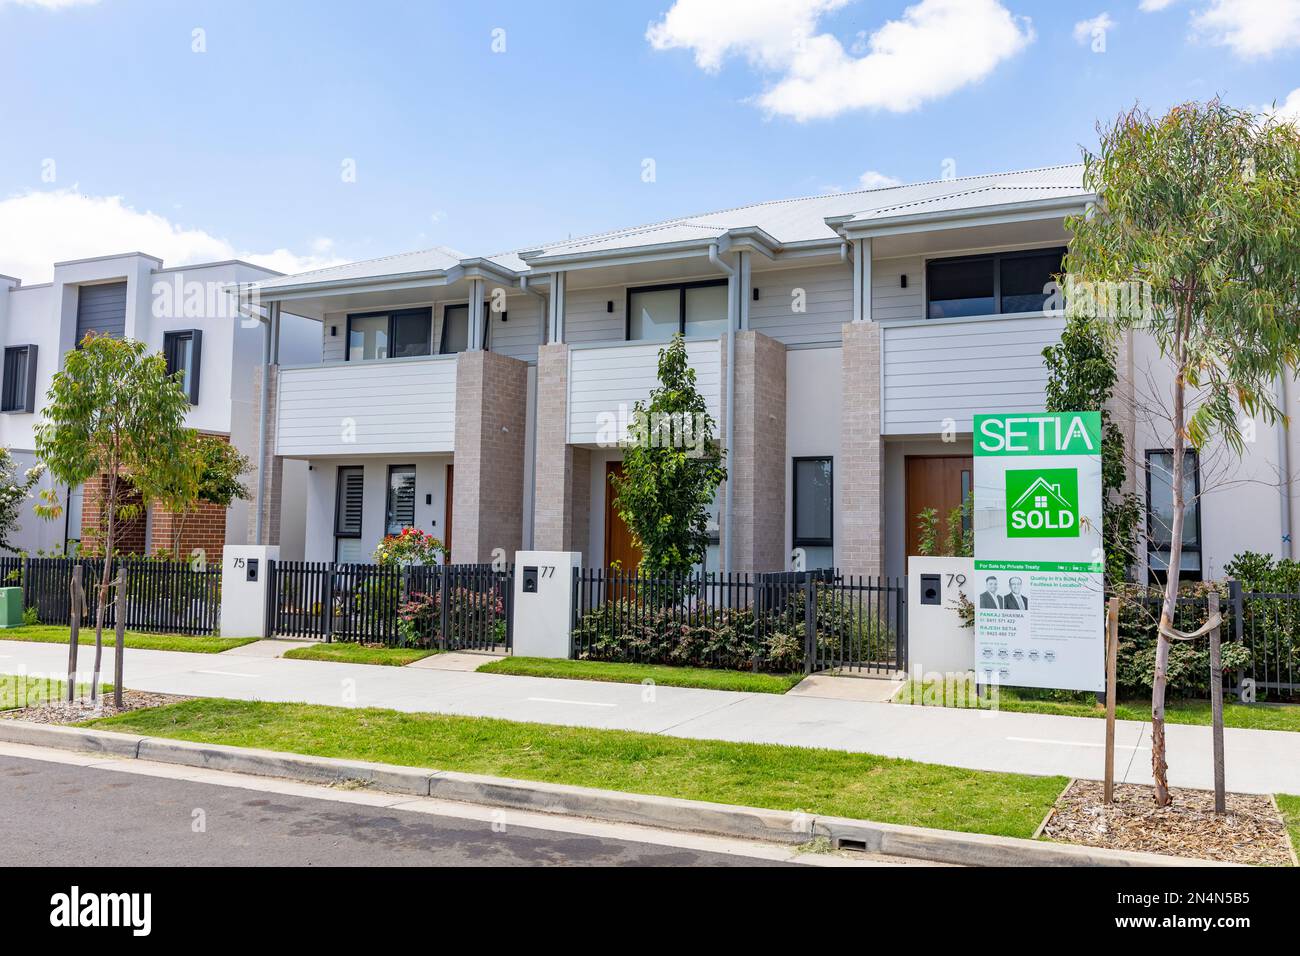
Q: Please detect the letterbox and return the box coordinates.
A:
[920,573,941,606]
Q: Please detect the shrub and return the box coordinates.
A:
[396,586,505,648]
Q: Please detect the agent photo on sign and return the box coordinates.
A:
[1001,576,1028,612]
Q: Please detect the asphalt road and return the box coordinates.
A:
[0,755,785,867]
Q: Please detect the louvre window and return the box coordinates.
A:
[385,465,416,536]
[1,345,37,413]
[334,467,365,538]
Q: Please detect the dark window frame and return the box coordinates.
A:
[1144,448,1203,583]
[439,303,497,354]
[162,329,202,404]
[384,464,417,536]
[792,456,834,549]
[344,307,433,362]
[333,465,365,539]
[624,278,728,341]
[925,246,1066,319]
[1,345,38,414]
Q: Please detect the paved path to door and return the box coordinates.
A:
[1,638,1296,795]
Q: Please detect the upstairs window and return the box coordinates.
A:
[440,303,496,354]
[627,280,728,342]
[1,345,38,414]
[926,247,1065,319]
[347,309,432,361]
[163,330,202,404]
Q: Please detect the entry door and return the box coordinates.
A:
[904,456,973,559]
[604,462,643,571]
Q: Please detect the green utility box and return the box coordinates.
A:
[0,587,22,628]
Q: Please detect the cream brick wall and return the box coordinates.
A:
[839,322,884,575]
[247,364,283,546]
[451,350,529,564]
[729,330,787,572]
[532,343,590,554]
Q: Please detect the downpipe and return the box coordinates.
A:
[709,243,737,576]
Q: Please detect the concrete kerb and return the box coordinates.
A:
[0,720,1232,867]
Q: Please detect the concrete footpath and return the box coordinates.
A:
[1,638,1296,794]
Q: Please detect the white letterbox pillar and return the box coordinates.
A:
[220,545,279,638]
[907,555,976,678]
[512,550,582,658]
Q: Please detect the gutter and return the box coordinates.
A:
[709,243,737,576]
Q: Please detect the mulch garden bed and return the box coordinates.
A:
[1042,779,1296,866]
[2,690,188,725]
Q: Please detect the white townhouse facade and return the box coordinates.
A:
[244,164,1299,584]
[0,252,318,559]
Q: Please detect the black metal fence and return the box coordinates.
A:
[571,568,906,674]
[266,561,512,652]
[0,556,221,635]
[1230,582,1299,701]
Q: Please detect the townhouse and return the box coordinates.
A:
[244,164,1297,584]
[0,252,317,559]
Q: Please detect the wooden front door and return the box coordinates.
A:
[904,456,973,559]
[604,461,642,571]
[443,464,454,558]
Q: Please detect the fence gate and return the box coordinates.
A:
[798,574,907,675]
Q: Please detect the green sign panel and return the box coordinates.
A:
[974,411,1102,457]
[1005,467,1080,538]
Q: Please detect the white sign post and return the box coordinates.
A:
[973,412,1105,692]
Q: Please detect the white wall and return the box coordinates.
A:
[276,356,457,457]
[302,455,451,563]
[566,339,722,445]
[784,347,841,568]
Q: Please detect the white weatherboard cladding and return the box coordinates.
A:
[567,339,722,445]
[275,358,457,456]
[749,264,851,345]
[881,314,1065,435]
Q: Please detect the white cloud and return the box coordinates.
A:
[0,190,346,283]
[0,0,100,9]
[1268,88,1300,123]
[858,170,902,189]
[647,0,1035,121]
[1073,13,1115,45]
[1191,0,1300,57]
[1138,0,1178,11]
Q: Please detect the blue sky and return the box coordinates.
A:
[1,0,1297,281]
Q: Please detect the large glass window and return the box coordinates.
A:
[385,465,416,536]
[347,309,431,361]
[626,280,728,341]
[926,247,1065,319]
[1146,450,1202,582]
[163,330,201,404]
[440,304,494,354]
[793,457,833,570]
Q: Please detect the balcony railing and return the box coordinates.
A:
[275,355,457,457]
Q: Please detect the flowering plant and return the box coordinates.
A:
[373,527,446,566]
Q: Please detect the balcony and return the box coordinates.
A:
[566,338,722,445]
[275,355,457,457]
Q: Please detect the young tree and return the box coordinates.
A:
[0,448,43,553]
[1041,314,1140,584]
[1066,100,1300,805]
[609,334,727,576]
[154,432,251,561]
[34,335,192,707]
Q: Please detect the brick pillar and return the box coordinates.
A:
[451,349,529,564]
[840,321,884,576]
[532,343,590,554]
[150,434,232,560]
[247,364,283,546]
[80,473,147,556]
[728,331,786,572]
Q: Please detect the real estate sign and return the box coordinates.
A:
[973,412,1105,692]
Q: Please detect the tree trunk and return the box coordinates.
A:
[90,469,117,705]
[1152,365,1187,807]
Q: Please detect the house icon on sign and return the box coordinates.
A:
[1012,477,1071,512]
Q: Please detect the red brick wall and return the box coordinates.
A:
[149,500,228,561]
[79,473,147,556]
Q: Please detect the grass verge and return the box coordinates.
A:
[895,676,1300,732]
[83,697,1064,838]
[0,624,256,654]
[282,643,439,666]
[1278,794,1300,860]
[477,657,804,694]
[0,674,104,710]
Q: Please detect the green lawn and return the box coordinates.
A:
[282,643,439,666]
[478,657,805,694]
[0,674,105,710]
[0,624,256,655]
[895,676,1300,732]
[1278,795,1300,861]
[85,697,1066,838]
